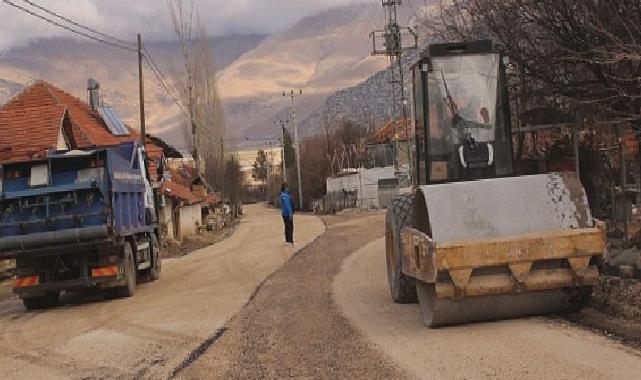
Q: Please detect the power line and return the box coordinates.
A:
[21,0,135,48]
[3,0,197,133]
[142,45,189,117]
[1,0,136,52]
[406,0,417,16]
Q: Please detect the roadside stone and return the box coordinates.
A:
[620,265,635,279]
[608,248,641,267]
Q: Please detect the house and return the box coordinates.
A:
[368,117,411,169]
[161,166,203,240]
[160,177,202,240]
[321,118,417,211]
[161,164,227,239]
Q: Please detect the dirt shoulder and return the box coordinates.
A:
[566,276,641,349]
[163,219,240,258]
[564,245,641,348]
[177,210,406,379]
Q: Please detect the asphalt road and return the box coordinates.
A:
[0,204,325,379]
[334,237,641,380]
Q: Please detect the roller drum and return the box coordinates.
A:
[412,172,596,326]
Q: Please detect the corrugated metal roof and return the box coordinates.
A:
[97,106,129,136]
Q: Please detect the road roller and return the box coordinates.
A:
[385,40,605,327]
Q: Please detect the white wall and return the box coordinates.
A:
[158,196,176,242]
[326,166,397,209]
[178,204,202,239]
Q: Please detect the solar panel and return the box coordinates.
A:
[97,106,129,136]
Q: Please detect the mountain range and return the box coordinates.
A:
[0,2,422,151]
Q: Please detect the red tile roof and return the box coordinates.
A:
[0,81,164,178]
[0,104,67,161]
[161,181,201,205]
[370,118,410,144]
[162,165,220,205]
[206,192,222,205]
[168,167,193,188]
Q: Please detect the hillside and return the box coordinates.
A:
[219,3,394,144]
[299,3,438,136]
[300,50,422,136]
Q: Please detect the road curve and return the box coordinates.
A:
[0,204,325,379]
[334,238,641,380]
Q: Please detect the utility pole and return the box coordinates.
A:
[220,136,225,194]
[137,33,146,149]
[370,0,417,183]
[277,120,288,181]
[284,90,304,210]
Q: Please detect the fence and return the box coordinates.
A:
[314,191,358,214]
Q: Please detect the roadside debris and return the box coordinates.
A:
[163,219,240,258]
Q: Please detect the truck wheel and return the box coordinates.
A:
[146,233,162,281]
[385,193,418,304]
[23,292,59,311]
[115,243,136,298]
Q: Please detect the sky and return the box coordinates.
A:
[0,0,374,50]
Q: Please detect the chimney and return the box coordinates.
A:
[87,79,101,110]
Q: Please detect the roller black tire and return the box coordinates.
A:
[23,292,59,311]
[115,243,136,298]
[385,193,418,304]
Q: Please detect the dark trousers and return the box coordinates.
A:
[283,216,294,243]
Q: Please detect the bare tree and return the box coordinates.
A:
[424,0,641,121]
[168,0,226,189]
[194,32,226,190]
[296,119,370,206]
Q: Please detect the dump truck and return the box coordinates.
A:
[386,40,605,326]
[0,141,162,310]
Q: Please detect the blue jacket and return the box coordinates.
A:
[280,191,294,217]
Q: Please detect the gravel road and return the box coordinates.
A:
[4,206,641,379]
[334,237,641,380]
[178,210,406,379]
[0,204,324,379]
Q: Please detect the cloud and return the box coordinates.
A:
[0,0,375,50]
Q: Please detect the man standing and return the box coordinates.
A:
[280,183,295,245]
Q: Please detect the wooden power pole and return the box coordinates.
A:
[137,33,146,148]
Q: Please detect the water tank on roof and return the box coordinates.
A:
[87,78,101,110]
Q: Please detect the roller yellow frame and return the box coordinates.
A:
[401,224,605,300]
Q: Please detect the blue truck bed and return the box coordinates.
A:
[0,142,151,253]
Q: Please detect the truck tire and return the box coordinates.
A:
[115,243,136,298]
[23,292,59,311]
[144,233,161,282]
[385,193,418,304]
